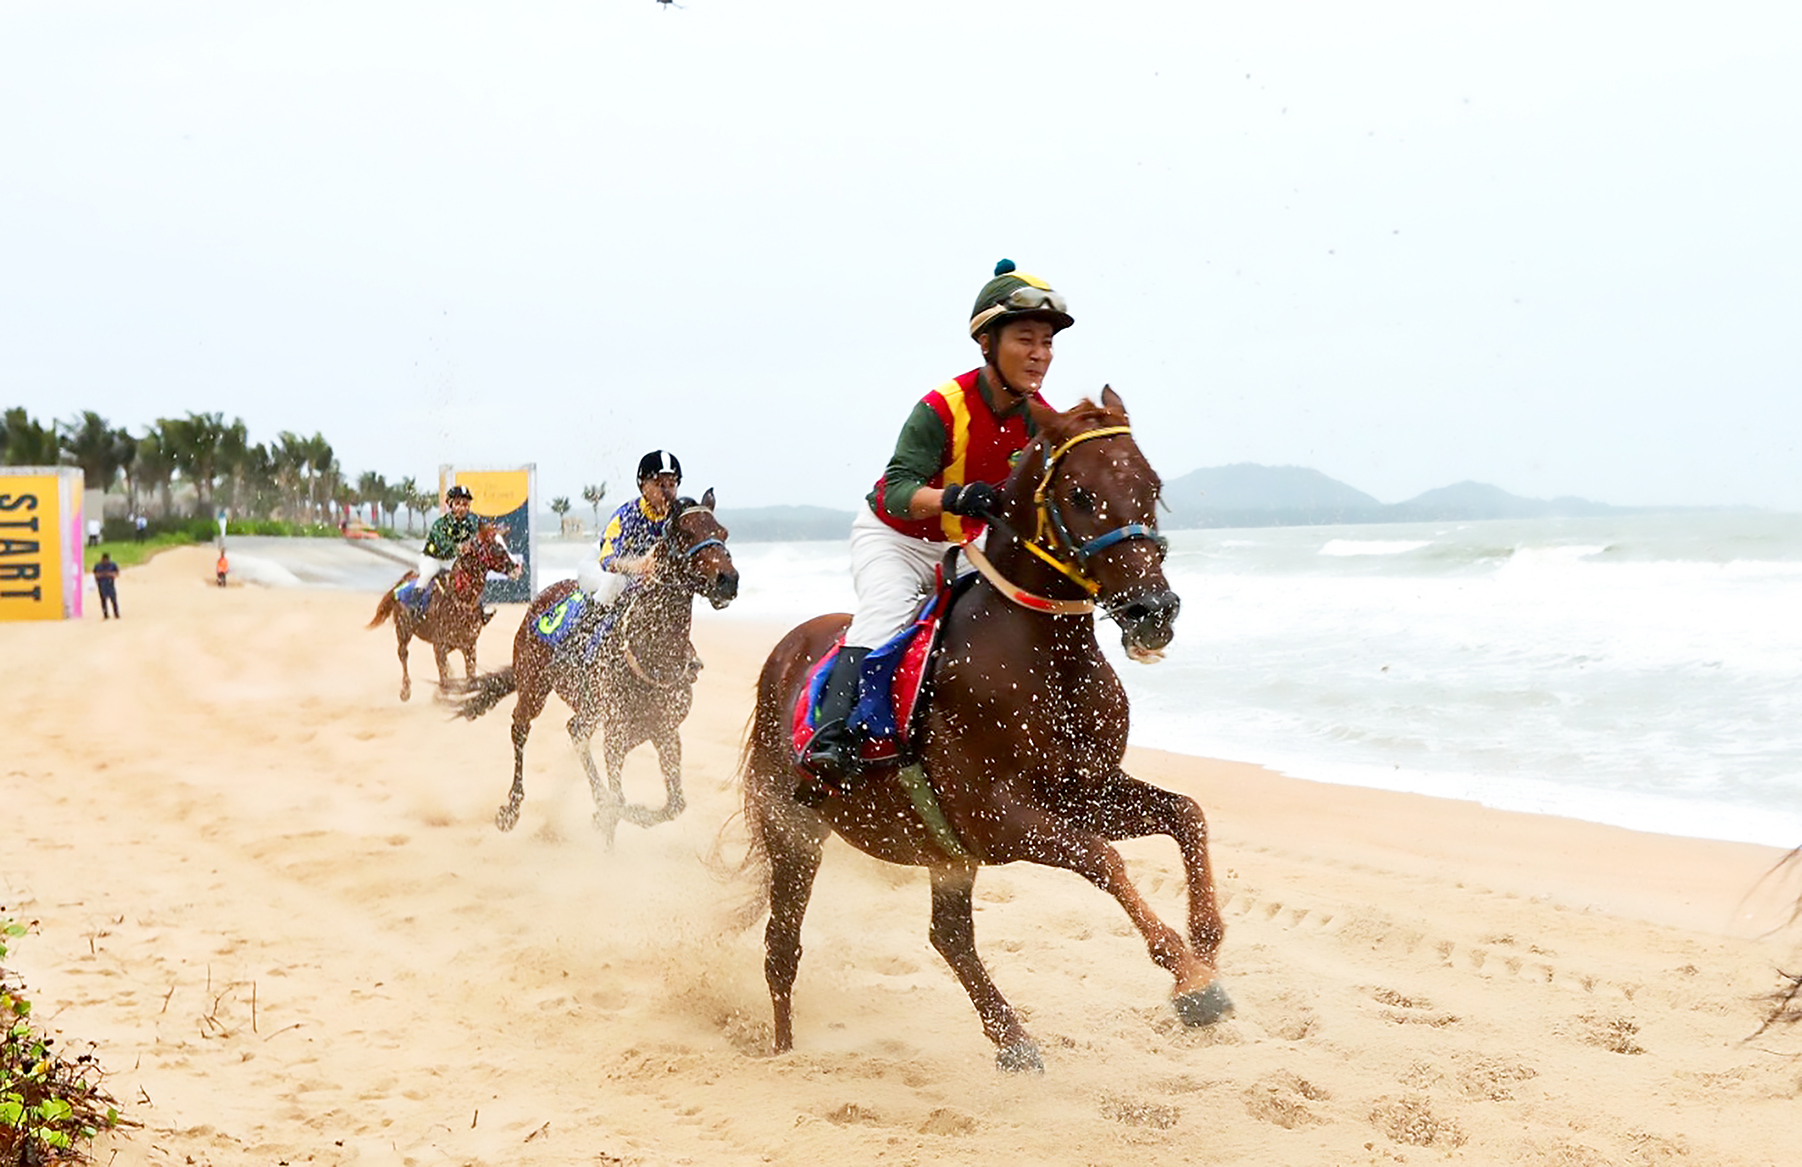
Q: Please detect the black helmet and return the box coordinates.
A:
[445,484,474,502]
[636,450,683,484]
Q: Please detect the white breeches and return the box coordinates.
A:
[417,554,449,585]
[576,560,629,605]
[843,503,953,650]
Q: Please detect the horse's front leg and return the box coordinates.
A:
[625,725,684,826]
[1004,802,1231,1028]
[1070,771,1226,971]
[431,640,454,701]
[394,624,413,702]
[928,866,1041,1072]
[571,700,624,844]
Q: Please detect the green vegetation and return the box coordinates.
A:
[1,914,124,1164]
[3,405,439,534]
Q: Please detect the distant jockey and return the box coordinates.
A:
[577,450,683,605]
[412,484,486,617]
[802,259,1073,788]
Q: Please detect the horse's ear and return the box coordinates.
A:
[701,487,716,511]
[1100,384,1128,420]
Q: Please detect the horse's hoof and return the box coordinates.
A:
[495,805,519,833]
[620,804,657,828]
[1173,981,1234,1027]
[593,804,622,848]
[995,1041,1044,1074]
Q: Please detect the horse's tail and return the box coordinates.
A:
[367,586,399,629]
[455,666,517,720]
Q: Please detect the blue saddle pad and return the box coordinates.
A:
[804,590,943,742]
[395,578,432,613]
[533,590,590,646]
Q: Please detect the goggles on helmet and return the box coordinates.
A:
[969,282,1073,337]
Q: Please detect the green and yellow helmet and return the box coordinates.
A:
[968,259,1074,338]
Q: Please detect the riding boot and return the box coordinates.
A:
[802,646,869,793]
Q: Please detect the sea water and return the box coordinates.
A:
[539,511,1802,849]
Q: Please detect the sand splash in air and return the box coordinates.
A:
[5,545,1801,1165]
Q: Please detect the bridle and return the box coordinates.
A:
[653,502,726,587]
[615,504,730,688]
[969,425,1168,617]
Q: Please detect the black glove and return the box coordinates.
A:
[941,481,998,518]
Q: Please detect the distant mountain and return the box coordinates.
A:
[1162,465,1626,529]
[1163,464,1388,528]
[1387,481,1620,521]
[552,470,1631,544]
[718,504,854,542]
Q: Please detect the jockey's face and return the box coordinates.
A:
[449,497,472,518]
[983,317,1057,399]
[641,472,679,510]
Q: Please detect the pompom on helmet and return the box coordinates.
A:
[445,484,474,503]
[968,258,1074,340]
[636,449,683,485]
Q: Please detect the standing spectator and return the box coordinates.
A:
[86,518,101,547]
[134,514,147,541]
[93,553,121,619]
[216,548,230,588]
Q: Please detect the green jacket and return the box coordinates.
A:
[423,513,480,560]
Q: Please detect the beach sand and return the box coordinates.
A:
[7,545,1802,1166]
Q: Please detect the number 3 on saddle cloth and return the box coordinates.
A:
[529,587,621,662]
[790,567,970,769]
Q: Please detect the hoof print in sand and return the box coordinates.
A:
[1099,1093,1180,1129]
[1243,1072,1330,1129]
[1368,1093,1466,1147]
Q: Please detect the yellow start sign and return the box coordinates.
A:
[0,467,85,621]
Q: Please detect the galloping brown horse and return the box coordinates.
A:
[458,492,738,840]
[739,389,1229,1071]
[367,521,519,702]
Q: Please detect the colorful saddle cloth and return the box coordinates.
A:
[395,576,437,614]
[789,570,966,768]
[530,582,636,661]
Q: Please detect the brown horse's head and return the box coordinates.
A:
[447,522,521,596]
[657,487,739,609]
[1005,386,1178,658]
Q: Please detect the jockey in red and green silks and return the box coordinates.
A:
[804,259,1075,788]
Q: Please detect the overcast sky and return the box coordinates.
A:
[4,1,1798,514]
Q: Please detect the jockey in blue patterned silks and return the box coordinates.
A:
[563,450,701,671]
[577,450,683,605]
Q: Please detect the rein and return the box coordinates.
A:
[974,424,1167,612]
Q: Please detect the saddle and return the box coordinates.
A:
[789,564,971,769]
[396,574,446,614]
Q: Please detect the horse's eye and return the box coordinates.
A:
[1069,486,1095,514]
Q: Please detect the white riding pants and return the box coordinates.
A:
[416,554,448,587]
[576,560,630,605]
[843,503,953,650]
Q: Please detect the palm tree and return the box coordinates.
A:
[58,410,125,492]
[396,476,419,533]
[2,407,58,466]
[112,427,140,515]
[133,425,177,517]
[551,495,572,532]
[303,434,338,523]
[159,411,228,515]
[583,482,607,532]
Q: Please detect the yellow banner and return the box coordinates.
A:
[445,469,530,518]
[0,473,66,621]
